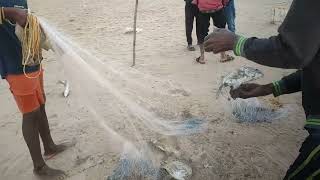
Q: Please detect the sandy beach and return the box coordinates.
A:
[0,0,308,179]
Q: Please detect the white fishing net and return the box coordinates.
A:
[230,98,289,123]
[107,143,160,180]
[38,17,204,179]
[217,68,289,123]
[217,67,264,98]
[39,18,206,136]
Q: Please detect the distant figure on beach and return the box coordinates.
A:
[204,0,320,179]
[184,0,200,51]
[224,0,236,32]
[193,0,234,64]
[0,1,69,177]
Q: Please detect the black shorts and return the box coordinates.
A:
[198,9,226,44]
[284,135,320,180]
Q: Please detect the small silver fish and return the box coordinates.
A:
[217,67,264,98]
[58,80,70,97]
[124,27,143,34]
[162,161,192,180]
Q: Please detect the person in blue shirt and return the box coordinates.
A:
[1,1,68,177]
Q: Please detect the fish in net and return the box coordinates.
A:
[217,67,264,98]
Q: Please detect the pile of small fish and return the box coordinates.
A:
[217,67,264,98]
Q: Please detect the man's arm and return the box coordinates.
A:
[272,70,302,97]
[230,71,302,99]
[1,7,27,27]
[204,0,320,69]
[234,36,303,69]
[235,0,320,69]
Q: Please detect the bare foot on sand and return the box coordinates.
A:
[44,142,75,160]
[196,56,205,64]
[34,164,65,178]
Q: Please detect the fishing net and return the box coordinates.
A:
[217,67,264,98]
[107,155,158,180]
[230,98,289,123]
[38,17,206,136]
[218,68,289,123]
[107,144,160,180]
[37,17,204,179]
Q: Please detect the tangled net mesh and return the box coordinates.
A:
[230,98,289,123]
[107,144,160,180]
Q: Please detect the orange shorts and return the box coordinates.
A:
[6,70,46,114]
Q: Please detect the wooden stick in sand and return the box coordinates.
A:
[132,0,139,67]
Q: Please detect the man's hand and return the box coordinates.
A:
[204,28,237,54]
[230,83,274,99]
[3,8,27,27]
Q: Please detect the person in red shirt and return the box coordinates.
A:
[194,0,233,64]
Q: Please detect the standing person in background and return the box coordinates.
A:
[224,0,236,32]
[185,0,200,51]
[194,0,234,64]
[0,1,69,177]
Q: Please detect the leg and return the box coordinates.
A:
[39,104,69,158]
[38,104,55,153]
[38,72,69,158]
[224,0,236,32]
[193,4,201,45]
[196,43,205,64]
[212,10,234,62]
[23,109,64,176]
[6,72,65,177]
[22,110,46,170]
[185,2,195,47]
[196,12,210,64]
[283,136,320,180]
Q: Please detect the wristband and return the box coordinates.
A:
[272,81,282,97]
[233,36,247,57]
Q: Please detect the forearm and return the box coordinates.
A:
[2,7,19,23]
[272,71,302,97]
[233,0,320,69]
[0,7,27,27]
[234,36,304,69]
[259,83,274,97]
[1,7,27,27]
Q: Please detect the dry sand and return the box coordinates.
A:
[0,0,308,179]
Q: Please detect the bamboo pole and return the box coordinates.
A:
[132,0,139,67]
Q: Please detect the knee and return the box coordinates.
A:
[23,108,41,120]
